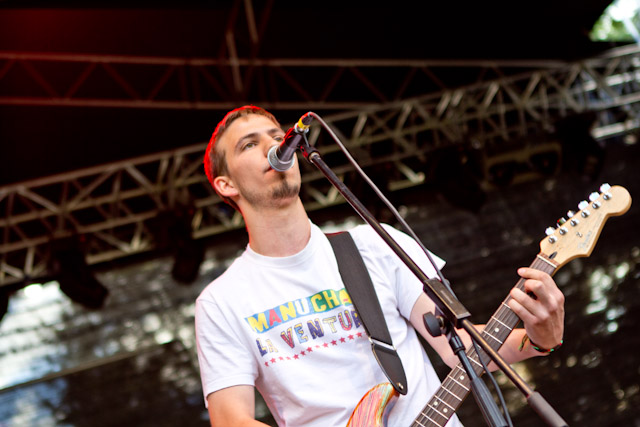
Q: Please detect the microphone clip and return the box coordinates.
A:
[267,112,313,172]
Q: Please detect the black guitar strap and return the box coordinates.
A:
[327,231,408,395]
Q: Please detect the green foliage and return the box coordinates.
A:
[589,0,640,41]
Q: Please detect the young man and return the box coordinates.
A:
[195,106,565,426]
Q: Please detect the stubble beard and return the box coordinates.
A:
[243,174,301,209]
[271,178,300,201]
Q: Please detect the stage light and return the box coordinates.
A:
[556,113,606,181]
[152,206,204,284]
[483,141,563,188]
[530,150,560,176]
[171,239,204,284]
[433,146,486,213]
[51,237,109,309]
[487,161,517,188]
[0,287,8,322]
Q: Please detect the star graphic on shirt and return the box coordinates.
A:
[340,337,346,343]
[270,358,276,364]
[307,347,313,353]
[293,354,300,360]
[331,340,337,346]
[279,357,284,361]
[265,362,269,367]
[356,332,363,338]
[348,334,354,340]
[301,350,306,356]
[323,342,329,348]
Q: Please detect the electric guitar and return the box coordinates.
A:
[347,184,632,427]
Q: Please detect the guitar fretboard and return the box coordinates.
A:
[411,255,557,427]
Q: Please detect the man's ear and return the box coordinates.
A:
[213,175,239,199]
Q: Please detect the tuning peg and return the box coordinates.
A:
[566,210,579,226]
[545,227,557,243]
[556,219,568,235]
[578,200,591,217]
[600,183,613,200]
[588,192,602,209]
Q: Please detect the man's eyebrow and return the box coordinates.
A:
[234,127,284,151]
[235,132,259,150]
[267,127,284,135]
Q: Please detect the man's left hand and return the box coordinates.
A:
[508,267,565,352]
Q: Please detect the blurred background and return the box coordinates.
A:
[0,1,639,425]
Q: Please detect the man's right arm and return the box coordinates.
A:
[207,385,270,427]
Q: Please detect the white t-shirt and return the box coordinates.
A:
[195,222,463,427]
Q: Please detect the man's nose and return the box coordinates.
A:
[264,138,279,156]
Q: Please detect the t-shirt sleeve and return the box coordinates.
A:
[381,224,446,319]
[195,295,258,406]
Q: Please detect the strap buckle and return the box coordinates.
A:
[370,337,407,395]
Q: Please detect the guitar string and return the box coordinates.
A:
[412,258,556,426]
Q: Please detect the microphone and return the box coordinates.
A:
[267,113,313,172]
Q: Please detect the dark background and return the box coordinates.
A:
[0,0,617,185]
[1,2,639,426]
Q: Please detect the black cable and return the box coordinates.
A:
[305,112,450,286]
[472,339,514,427]
[305,111,514,426]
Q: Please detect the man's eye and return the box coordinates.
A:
[242,141,257,150]
[273,136,284,142]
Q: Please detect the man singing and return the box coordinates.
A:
[195,105,565,426]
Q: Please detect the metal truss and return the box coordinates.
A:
[2,43,640,287]
[0,0,566,113]
[0,0,564,111]
[0,50,571,110]
[0,1,615,112]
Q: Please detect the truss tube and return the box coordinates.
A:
[2,45,640,286]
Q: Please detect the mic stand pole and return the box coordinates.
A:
[301,144,567,427]
[438,318,509,426]
[458,314,568,426]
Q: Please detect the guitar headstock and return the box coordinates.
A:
[540,184,631,269]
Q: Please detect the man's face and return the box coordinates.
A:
[215,114,302,210]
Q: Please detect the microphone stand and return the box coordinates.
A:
[299,138,567,427]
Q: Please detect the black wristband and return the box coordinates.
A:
[519,334,563,353]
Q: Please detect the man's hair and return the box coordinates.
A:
[203,105,280,209]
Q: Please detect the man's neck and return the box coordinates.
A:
[243,198,311,257]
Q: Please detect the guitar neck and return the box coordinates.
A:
[411,254,557,427]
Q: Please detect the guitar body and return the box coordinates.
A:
[347,383,398,427]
